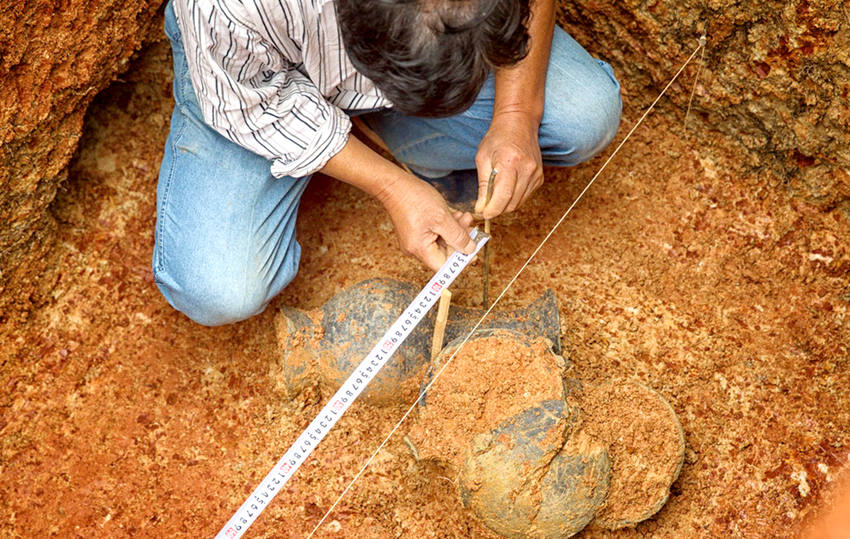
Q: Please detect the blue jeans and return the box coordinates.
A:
[154,2,622,326]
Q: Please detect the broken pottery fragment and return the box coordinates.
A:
[579,381,686,530]
[410,329,686,538]
[273,278,561,403]
[460,402,611,538]
[411,329,611,538]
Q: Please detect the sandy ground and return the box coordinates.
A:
[1,40,848,538]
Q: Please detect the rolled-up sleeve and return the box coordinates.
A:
[175,0,351,178]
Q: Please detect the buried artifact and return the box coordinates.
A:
[410,329,686,537]
[274,278,561,403]
[274,279,685,537]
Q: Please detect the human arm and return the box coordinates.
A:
[321,135,477,271]
[474,0,555,218]
[174,0,352,178]
[173,1,474,269]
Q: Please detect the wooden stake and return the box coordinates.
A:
[482,169,497,308]
[430,289,452,363]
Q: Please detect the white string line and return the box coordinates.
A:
[685,35,708,128]
[308,39,705,538]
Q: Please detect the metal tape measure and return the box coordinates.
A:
[217,229,489,538]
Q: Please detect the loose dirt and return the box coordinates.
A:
[409,330,566,470]
[0,38,848,538]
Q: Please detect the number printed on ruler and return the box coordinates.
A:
[217,229,489,539]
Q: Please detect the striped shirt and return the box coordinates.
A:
[173,0,392,179]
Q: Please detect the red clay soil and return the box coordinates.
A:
[409,332,566,471]
[1,40,848,538]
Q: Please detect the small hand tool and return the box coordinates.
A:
[482,168,497,308]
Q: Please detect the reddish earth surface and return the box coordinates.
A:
[1,40,848,538]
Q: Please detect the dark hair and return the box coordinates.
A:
[335,0,531,117]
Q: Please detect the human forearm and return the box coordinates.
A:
[474,0,554,217]
[493,0,555,123]
[321,134,476,269]
[320,133,407,202]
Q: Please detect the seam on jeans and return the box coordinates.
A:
[595,59,622,89]
[181,62,195,106]
[155,105,190,277]
[166,7,195,107]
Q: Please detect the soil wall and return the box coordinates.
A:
[556,0,850,207]
[0,0,164,322]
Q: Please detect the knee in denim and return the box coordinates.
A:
[189,283,269,326]
[154,264,282,327]
[541,57,623,164]
[551,89,621,161]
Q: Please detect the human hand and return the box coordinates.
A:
[474,111,544,219]
[378,174,477,271]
